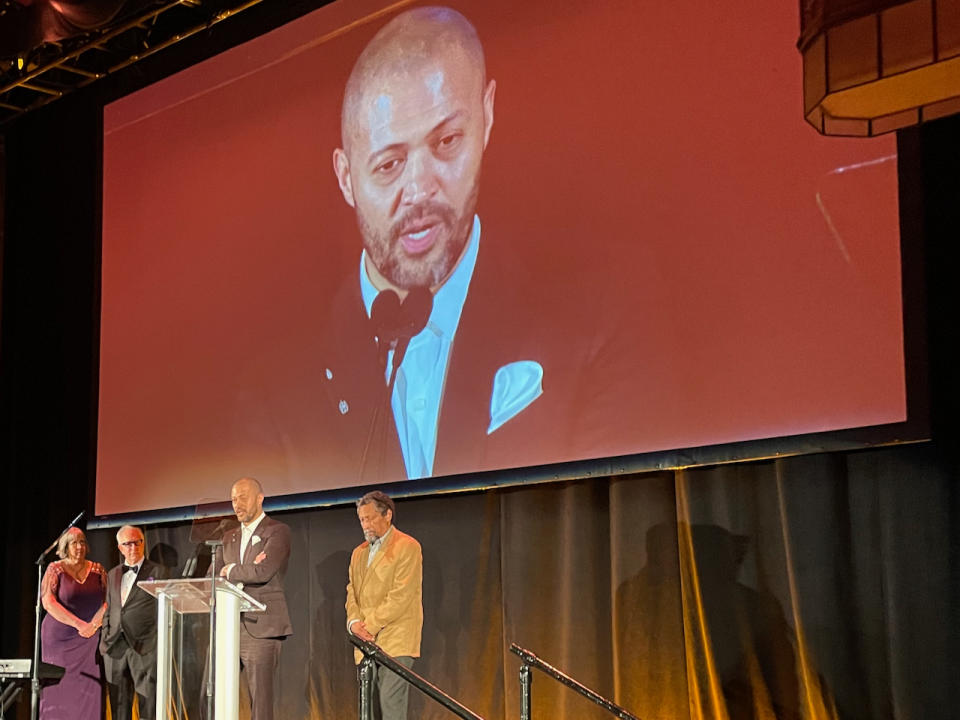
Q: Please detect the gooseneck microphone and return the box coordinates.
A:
[390,286,433,385]
[369,286,433,389]
[370,289,402,370]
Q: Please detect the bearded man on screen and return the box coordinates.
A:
[323,5,574,484]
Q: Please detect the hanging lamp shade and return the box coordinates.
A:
[799,0,960,135]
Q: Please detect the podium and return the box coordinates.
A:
[139,578,264,720]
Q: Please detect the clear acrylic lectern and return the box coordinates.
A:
[139,577,264,720]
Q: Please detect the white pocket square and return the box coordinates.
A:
[488,361,543,434]
[251,535,261,546]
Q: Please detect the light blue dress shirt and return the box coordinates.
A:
[359,215,481,480]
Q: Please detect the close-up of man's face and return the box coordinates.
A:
[334,10,495,291]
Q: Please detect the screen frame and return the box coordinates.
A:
[86,0,930,529]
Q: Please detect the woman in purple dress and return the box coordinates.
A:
[40,527,108,720]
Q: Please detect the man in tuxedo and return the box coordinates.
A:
[346,491,423,720]
[219,477,292,720]
[100,525,166,720]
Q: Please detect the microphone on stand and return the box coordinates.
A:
[359,287,434,482]
[35,510,84,564]
[30,509,86,720]
[391,287,433,382]
[368,287,433,389]
[370,289,402,372]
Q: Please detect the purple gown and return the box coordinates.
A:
[40,561,107,720]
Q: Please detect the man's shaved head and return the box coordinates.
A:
[340,7,486,154]
[333,7,495,292]
[231,476,265,525]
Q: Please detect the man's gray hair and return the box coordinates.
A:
[116,524,144,542]
[357,491,395,520]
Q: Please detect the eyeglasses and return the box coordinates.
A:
[119,539,143,548]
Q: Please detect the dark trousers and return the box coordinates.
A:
[372,656,414,720]
[105,646,156,720]
[238,623,281,720]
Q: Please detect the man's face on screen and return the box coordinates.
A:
[335,49,495,291]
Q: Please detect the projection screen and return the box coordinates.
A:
[97,0,906,518]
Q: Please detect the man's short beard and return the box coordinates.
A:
[359,180,479,290]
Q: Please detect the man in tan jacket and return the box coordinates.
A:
[346,491,423,720]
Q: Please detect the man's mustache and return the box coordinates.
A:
[390,201,456,243]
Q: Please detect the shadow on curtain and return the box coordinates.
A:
[90,442,956,720]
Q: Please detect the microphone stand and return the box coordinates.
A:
[358,347,406,483]
[203,538,223,720]
[359,286,433,482]
[30,510,84,720]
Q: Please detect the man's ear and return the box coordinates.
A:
[333,148,356,208]
[482,79,496,149]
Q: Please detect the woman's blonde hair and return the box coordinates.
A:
[56,527,86,559]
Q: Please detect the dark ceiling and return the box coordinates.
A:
[0,0,276,126]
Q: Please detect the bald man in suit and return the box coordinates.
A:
[346,491,423,720]
[219,477,292,720]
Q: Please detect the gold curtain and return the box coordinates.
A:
[115,443,955,720]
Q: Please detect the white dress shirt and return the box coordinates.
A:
[224,511,266,580]
[120,560,142,606]
[240,512,266,560]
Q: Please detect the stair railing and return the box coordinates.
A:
[509,643,641,720]
[348,633,486,720]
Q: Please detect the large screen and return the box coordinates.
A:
[98,0,905,517]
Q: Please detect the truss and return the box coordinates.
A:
[0,0,267,126]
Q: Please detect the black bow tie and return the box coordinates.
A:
[123,565,138,574]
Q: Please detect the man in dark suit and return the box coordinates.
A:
[219,477,292,720]
[325,6,580,486]
[100,524,167,720]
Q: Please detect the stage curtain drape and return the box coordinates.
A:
[87,441,957,720]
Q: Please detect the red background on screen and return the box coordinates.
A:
[99,0,903,515]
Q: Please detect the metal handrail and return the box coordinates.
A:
[348,634,486,720]
[509,643,641,720]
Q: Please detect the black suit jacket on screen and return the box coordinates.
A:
[317,233,625,485]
